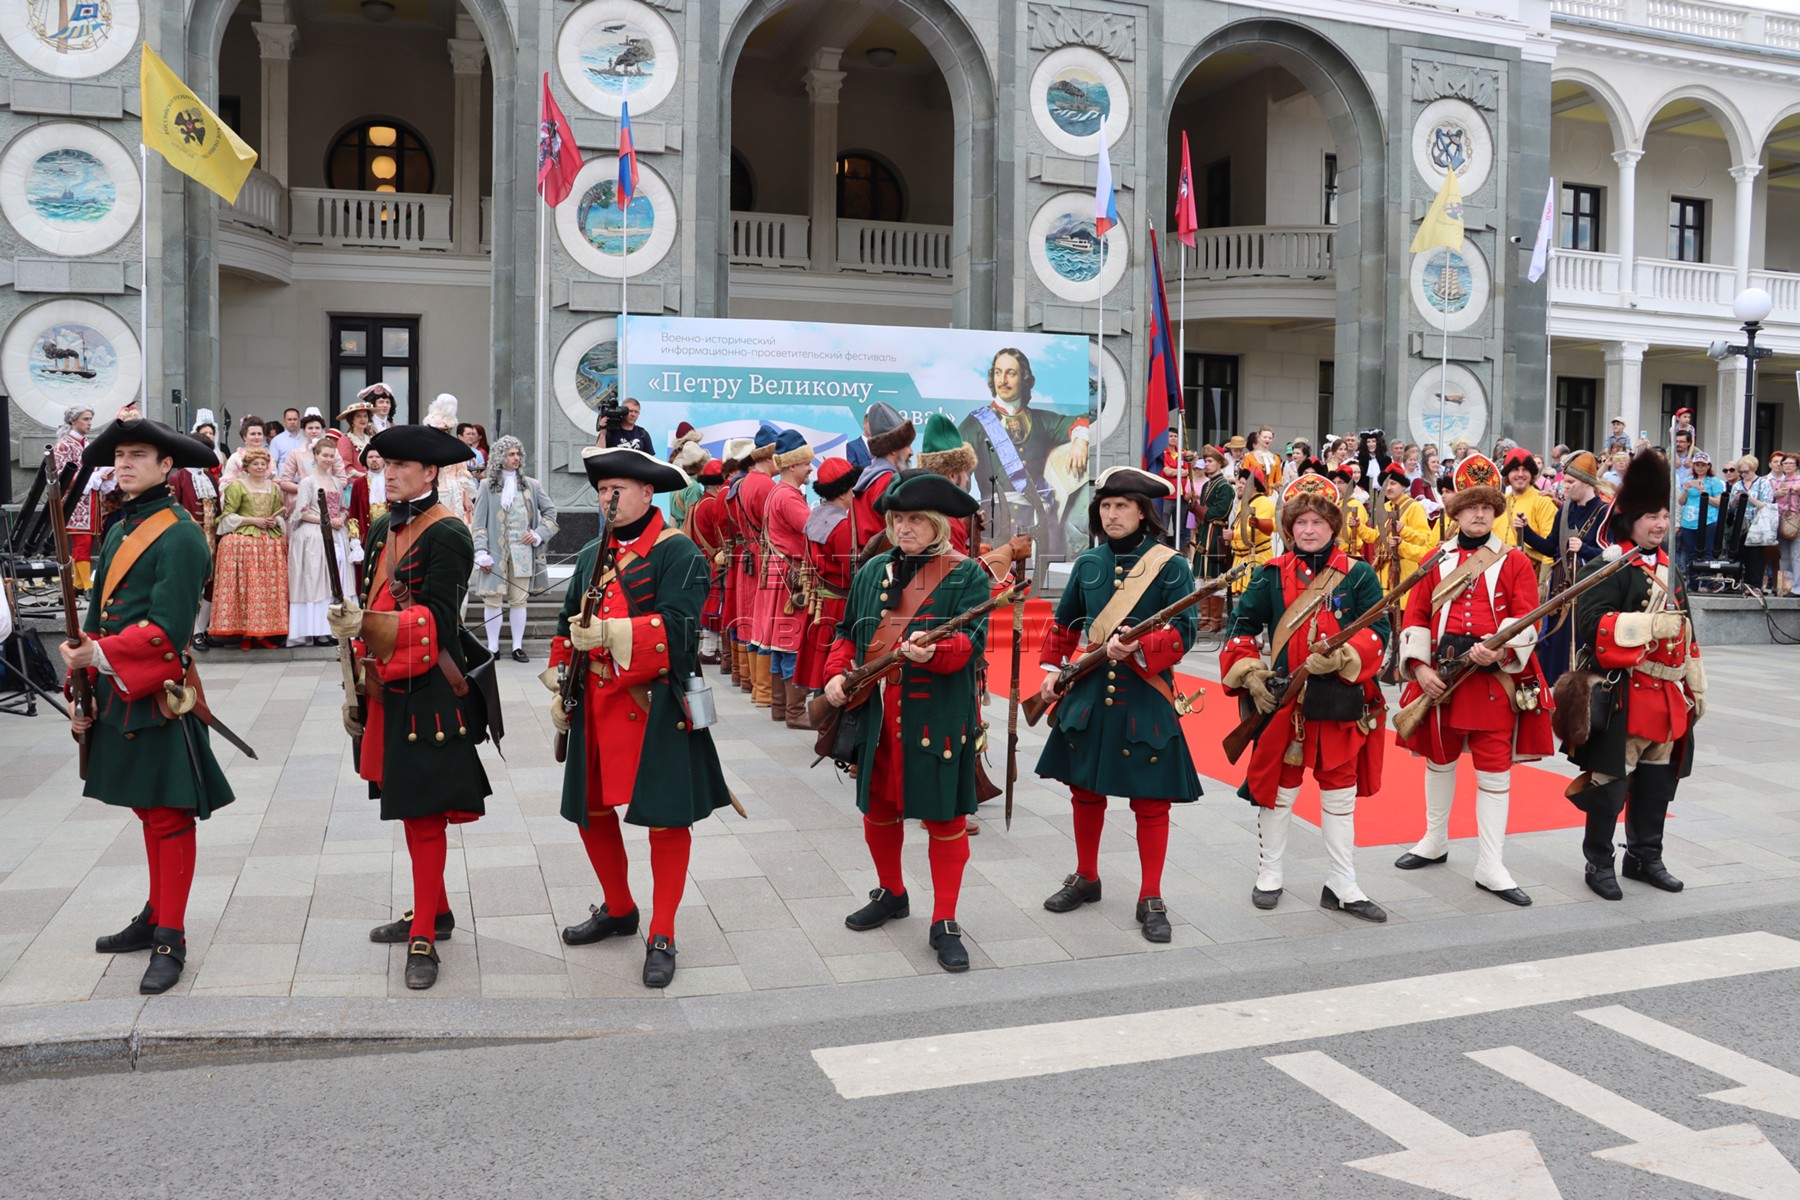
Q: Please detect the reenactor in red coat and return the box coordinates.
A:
[715,439,753,691]
[685,459,731,666]
[1393,453,1552,908]
[732,422,781,708]
[795,457,859,695]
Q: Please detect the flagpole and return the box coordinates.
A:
[535,197,549,470]
[139,143,150,411]
[619,186,629,423]
[1176,228,1186,554]
[1095,231,1106,482]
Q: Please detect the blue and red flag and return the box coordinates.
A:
[1093,115,1118,237]
[617,101,639,205]
[1143,221,1176,473]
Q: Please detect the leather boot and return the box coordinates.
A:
[96,903,155,954]
[1202,594,1226,633]
[1576,776,1630,868]
[737,646,753,693]
[139,927,186,994]
[785,680,814,730]
[1622,765,1684,892]
[726,645,740,687]
[768,673,787,720]
[751,654,772,708]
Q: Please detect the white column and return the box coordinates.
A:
[1716,355,1748,461]
[1729,162,1762,295]
[1612,148,1643,300]
[804,55,845,274]
[1603,340,1648,444]
[448,38,487,256]
[251,22,298,186]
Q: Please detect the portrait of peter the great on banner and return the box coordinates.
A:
[957,346,1092,558]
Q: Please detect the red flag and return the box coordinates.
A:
[1144,222,1175,472]
[537,73,583,207]
[1176,132,1198,248]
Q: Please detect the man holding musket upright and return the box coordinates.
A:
[822,471,992,973]
[1035,467,1203,943]
[731,422,781,708]
[1375,463,1434,589]
[758,427,816,728]
[795,457,859,701]
[328,424,491,991]
[1393,453,1553,908]
[1191,446,1233,630]
[63,418,235,994]
[715,438,754,691]
[1220,474,1391,922]
[550,447,734,988]
[1562,451,1704,900]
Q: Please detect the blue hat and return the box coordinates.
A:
[750,420,782,462]
[772,427,814,470]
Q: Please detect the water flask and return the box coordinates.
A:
[683,673,718,730]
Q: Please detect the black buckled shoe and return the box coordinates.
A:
[139,928,186,995]
[643,936,677,988]
[562,903,640,945]
[96,903,155,954]
[1585,860,1624,901]
[369,909,455,944]
[1136,898,1172,943]
[404,939,440,989]
[1393,851,1448,870]
[1476,882,1534,907]
[929,920,969,973]
[1042,873,1102,913]
[1622,853,1684,892]
[1251,886,1282,910]
[844,887,909,931]
[1320,886,1388,923]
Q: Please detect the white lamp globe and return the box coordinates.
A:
[1733,286,1773,325]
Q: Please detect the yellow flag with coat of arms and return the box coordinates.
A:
[140,45,258,203]
[1408,161,1465,255]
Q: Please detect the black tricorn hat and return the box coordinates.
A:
[873,468,979,518]
[367,424,476,467]
[580,446,688,493]
[1094,465,1173,501]
[1606,450,1672,542]
[81,418,218,470]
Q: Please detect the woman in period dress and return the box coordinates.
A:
[471,436,558,662]
[210,447,289,648]
[287,437,352,647]
[220,415,268,487]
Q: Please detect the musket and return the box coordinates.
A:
[318,492,361,737]
[808,578,1029,731]
[554,489,622,764]
[1004,544,1028,829]
[1023,561,1248,727]
[44,447,94,778]
[1392,544,1647,741]
[1221,547,1447,764]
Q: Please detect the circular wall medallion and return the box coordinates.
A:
[1411,97,1493,196]
[0,123,140,256]
[1028,190,1127,303]
[1091,343,1126,445]
[1410,239,1490,333]
[1,300,142,428]
[0,0,139,79]
[556,0,679,117]
[1407,363,1488,453]
[1029,46,1129,156]
[555,157,677,277]
[552,320,618,431]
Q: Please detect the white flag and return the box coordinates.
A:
[1527,178,1555,283]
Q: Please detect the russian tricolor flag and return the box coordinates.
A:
[1143,222,1176,473]
[618,101,639,205]
[1094,115,1118,237]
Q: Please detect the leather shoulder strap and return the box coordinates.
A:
[1087,543,1177,646]
[1428,544,1502,613]
[369,504,453,599]
[864,553,965,662]
[1269,565,1344,665]
[99,508,179,614]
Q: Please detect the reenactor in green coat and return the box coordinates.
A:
[549,447,734,989]
[822,471,991,972]
[62,418,235,995]
[1034,467,1203,943]
[328,424,492,991]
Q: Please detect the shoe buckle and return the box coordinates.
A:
[401,909,415,921]
[1061,873,1082,887]
[408,938,432,955]
[650,936,674,953]
[940,920,962,938]
[869,887,887,901]
[589,903,602,915]
[1144,898,1167,913]
[154,944,173,955]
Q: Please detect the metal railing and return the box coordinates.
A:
[290,188,454,251]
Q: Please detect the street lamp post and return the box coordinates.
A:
[1708,286,1775,461]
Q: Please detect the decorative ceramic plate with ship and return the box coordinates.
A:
[1030,46,1129,157]
[0,122,140,255]
[557,0,679,117]
[1,299,142,427]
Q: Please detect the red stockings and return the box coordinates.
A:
[577,808,637,917]
[646,826,691,940]
[402,815,449,942]
[134,807,196,932]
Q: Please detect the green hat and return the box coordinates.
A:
[916,412,976,477]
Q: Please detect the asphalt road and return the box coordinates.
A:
[6,901,1800,1199]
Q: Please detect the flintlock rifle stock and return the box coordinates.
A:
[1392,544,1646,741]
[1220,547,1447,764]
[318,493,362,733]
[44,447,94,778]
[554,489,622,764]
[1021,561,1249,728]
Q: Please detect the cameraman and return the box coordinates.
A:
[600,397,654,454]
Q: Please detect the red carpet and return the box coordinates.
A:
[984,598,1585,847]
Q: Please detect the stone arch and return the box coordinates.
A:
[1550,66,1637,151]
[713,0,998,327]
[1641,82,1755,167]
[1754,100,1800,155]
[1169,19,1389,430]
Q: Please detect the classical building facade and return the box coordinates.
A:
[2,0,1794,506]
